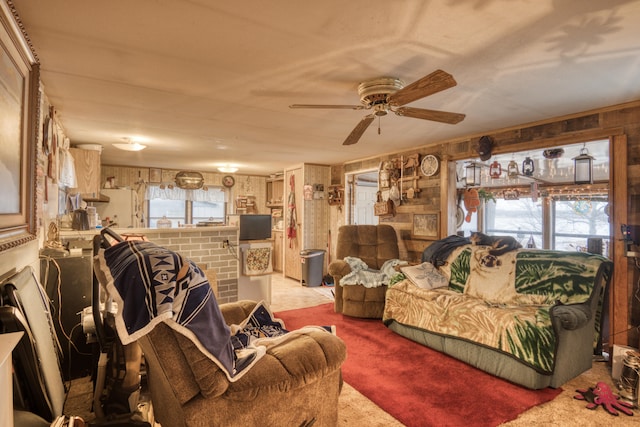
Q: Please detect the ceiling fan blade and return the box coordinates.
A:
[343,115,375,145]
[394,106,465,124]
[387,70,457,107]
[289,104,365,110]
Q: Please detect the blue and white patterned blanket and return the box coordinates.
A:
[96,240,259,381]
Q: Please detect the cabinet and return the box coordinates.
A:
[283,164,330,281]
[69,147,101,200]
[266,175,284,208]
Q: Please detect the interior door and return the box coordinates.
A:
[284,167,302,280]
[350,170,379,225]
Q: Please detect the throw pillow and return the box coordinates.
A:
[400,262,449,290]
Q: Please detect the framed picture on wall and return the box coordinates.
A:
[412,213,439,240]
[149,168,162,183]
[0,4,39,252]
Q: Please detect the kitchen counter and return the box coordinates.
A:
[59,225,241,304]
[60,225,238,240]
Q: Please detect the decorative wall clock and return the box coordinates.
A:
[222,175,235,188]
[420,154,440,177]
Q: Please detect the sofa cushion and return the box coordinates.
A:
[400,262,449,290]
[383,279,558,373]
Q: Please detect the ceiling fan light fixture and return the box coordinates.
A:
[373,104,388,116]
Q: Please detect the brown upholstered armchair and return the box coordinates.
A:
[328,225,400,318]
[137,300,346,427]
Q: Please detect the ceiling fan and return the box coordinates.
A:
[289,69,465,146]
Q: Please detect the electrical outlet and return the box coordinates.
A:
[222,239,229,248]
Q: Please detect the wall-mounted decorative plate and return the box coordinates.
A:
[222,175,235,188]
[420,154,439,177]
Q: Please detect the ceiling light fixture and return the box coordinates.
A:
[113,138,147,151]
[218,166,238,173]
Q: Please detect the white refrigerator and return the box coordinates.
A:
[95,188,140,228]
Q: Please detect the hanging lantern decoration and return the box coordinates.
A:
[489,161,502,179]
[507,160,519,178]
[573,145,594,184]
[522,157,535,176]
[465,162,482,186]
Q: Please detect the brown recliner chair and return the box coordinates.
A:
[137,300,346,427]
[328,224,400,318]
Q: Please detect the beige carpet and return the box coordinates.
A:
[269,274,639,426]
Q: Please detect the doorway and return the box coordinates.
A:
[346,170,378,225]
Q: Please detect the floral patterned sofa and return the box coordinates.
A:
[383,242,612,389]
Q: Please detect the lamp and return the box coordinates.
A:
[489,161,502,179]
[113,138,146,151]
[522,156,535,176]
[507,160,519,178]
[573,145,594,184]
[465,162,482,186]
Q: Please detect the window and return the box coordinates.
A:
[192,201,225,224]
[462,194,609,255]
[552,198,609,252]
[148,199,186,228]
[147,185,227,227]
[485,198,543,248]
[455,139,610,254]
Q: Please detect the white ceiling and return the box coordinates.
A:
[11,0,640,176]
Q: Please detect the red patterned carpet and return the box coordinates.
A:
[276,303,562,427]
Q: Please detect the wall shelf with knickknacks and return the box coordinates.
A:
[378,153,423,206]
[327,185,344,208]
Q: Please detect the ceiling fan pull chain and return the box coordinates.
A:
[378,116,381,135]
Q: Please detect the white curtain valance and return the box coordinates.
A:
[146,185,226,203]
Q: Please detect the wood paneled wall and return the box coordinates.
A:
[331,99,640,349]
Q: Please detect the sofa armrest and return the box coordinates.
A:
[550,303,591,330]
[328,260,351,283]
[225,329,347,399]
[220,300,258,325]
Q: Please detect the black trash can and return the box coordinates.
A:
[300,249,325,287]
